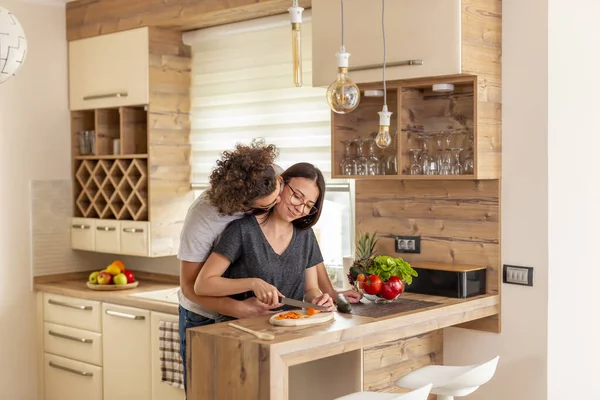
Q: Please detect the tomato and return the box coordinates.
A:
[363,274,383,295]
[357,274,366,283]
[380,276,404,300]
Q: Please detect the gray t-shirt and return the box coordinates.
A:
[213,215,324,321]
[177,191,244,318]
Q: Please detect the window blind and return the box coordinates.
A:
[183,11,335,187]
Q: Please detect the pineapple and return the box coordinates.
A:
[350,231,379,279]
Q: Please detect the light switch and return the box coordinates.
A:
[503,264,533,286]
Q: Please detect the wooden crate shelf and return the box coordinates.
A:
[74,158,148,221]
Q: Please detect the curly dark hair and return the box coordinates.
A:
[207,140,280,215]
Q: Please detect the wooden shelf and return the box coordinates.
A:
[75,154,148,160]
[331,75,481,180]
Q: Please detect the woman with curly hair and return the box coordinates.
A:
[193,163,338,321]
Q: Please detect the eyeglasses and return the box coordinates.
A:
[287,184,318,216]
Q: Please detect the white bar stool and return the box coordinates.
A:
[334,384,433,400]
[395,356,499,400]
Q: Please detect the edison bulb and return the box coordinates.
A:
[375,105,393,148]
[288,2,304,87]
[326,50,361,114]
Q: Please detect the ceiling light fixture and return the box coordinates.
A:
[325,0,360,114]
[432,83,455,92]
[288,0,304,87]
[374,0,392,149]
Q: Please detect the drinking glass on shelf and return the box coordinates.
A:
[387,132,398,175]
[339,140,357,175]
[462,132,475,174]
[366,139,380,175]
[450,148,464,175]
[419,136,436,175]
[353,139,368,175]
[409,149,422,175]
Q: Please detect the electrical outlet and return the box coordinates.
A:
[395,236,421,254]
[503,264,533,286]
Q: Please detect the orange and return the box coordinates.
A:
[112,260,125,272]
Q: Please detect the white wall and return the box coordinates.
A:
[0,1,69,398]
[443,0,550,398]
[547,0,600,398]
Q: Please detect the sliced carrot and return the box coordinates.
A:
[307,307,321,316]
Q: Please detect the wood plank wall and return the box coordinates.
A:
[147,28,195,257]
[355,179,501,332]
[363,330,443,398]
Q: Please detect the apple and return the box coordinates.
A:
[380,276,404,300]
[88,271,100,284]
[97,271,113,285]
[113,273,127,285]
[123,269,135,284]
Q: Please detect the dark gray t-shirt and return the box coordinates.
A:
[212,215,324,321]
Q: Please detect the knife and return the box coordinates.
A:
[280,297,330,312]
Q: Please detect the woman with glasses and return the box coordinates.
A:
[193,162,337,317]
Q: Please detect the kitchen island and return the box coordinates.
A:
[186,292,499,400]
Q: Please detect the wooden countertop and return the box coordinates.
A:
[190,292,499,359]
[34,271,180,315]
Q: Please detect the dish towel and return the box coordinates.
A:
[159,320,185,390]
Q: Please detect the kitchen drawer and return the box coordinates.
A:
[43,293,101,333]
[120,221,150,256]
[44,322,103,366]
[44,353,102,400]
[94,219,120,254]
[71,217,94,251]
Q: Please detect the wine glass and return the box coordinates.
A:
[339,140,356,175]
[366,139,380,175]
[353,139,368,175]
[419,136,436,175]
[409,149,422,175]
[450,148,464,175]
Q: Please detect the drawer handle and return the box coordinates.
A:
[96,226,116,232]
[105,309,145,320]
[123,227,144,233]
[83,92,128,101]
[49,330,93,344]
[48,299,92,311]
[49,361,93,377]
[71,224,91,230]
[349,59,424,72]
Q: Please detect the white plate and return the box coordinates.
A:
[269,309,334,327]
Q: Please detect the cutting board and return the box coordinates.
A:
[269,310,334,327]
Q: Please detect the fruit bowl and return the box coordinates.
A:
[353,281,402,304]
[86,260,137,291]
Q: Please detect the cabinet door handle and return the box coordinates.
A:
[49,330,93,344]
[105,309,145,320]
[123,227,144,233]
[349,59,424,72]
[49,361,94,377]
[83,92,128,101]
[71,224,91,230]
[48,299,92,311]
[96,226,116,232]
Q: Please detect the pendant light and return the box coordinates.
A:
[0,6,27,84]
[374,0,392,148]
[326,0,361,114]
[288,0,304,87]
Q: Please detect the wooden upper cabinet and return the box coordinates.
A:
[311,0,462,87]
[68,27,149,110]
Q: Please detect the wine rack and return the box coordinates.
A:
[74,158,148,221]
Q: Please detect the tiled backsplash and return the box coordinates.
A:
[30,179,179,277]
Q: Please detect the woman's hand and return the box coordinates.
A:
[311,292,336,312]
[251,278,284,307]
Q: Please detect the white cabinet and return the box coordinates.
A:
[44,353,103,400]
[311,0,462,87]
[151,312,185,400]
[70,218,152,256]
[44,293,102,333]
[69,27,149,110]
[102,303,151,400]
